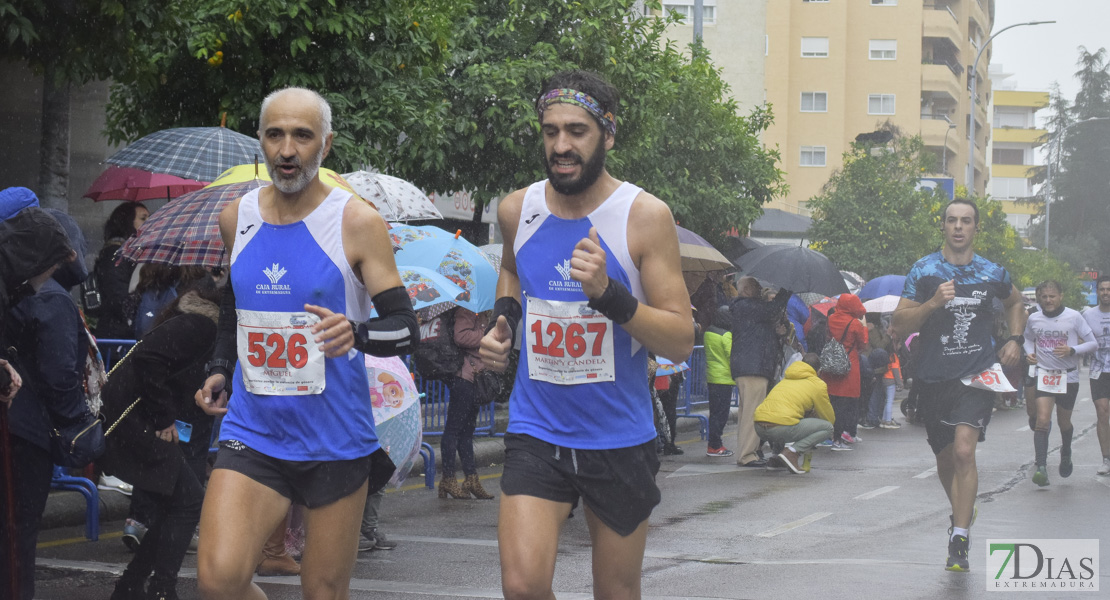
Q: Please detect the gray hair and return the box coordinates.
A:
[258,87,332,138]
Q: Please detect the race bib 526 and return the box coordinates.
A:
[237,309,325,395]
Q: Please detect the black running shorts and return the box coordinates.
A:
[500,433,660,536]
[1033,382,1080,411]
[1091,373,1110,401]
[917,379,995,455]
[214,440,394,508]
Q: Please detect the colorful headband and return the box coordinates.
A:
[536,88,617,137]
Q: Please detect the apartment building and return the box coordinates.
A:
[986,75,1048,241]
[662,0,995,215]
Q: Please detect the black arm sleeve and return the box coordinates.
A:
[208,279,237,380]
[350,286,419,357]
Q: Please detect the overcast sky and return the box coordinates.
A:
[990,0,1110,100]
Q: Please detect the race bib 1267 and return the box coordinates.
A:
[525,296,615,385]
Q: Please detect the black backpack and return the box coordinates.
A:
[412,308,463,380]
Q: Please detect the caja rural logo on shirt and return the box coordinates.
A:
[257,262,292,295]
[548,259,582,292]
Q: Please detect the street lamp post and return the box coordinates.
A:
[967,20,1055,192]
[942,122,957,175]
[1043,116,1110,250]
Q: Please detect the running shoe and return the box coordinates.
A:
[1032,465,1050,487]
[858,421,878,430]
[880,420,901,429]
[1059,454,1073,478]
[830,440,853,451]
[841,432,861,444]
[121,518,147,552]
[706,446,735,457]
[815,439,833,448]
[97,474,133,496]
[1098,457,1110,476]
[946,535,970,572]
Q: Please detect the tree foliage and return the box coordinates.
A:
[103,0,783,245]
[1040,47,1110,273]
[806,132,944,279]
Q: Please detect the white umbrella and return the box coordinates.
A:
[863,295,902,313]
[342,171,443,221]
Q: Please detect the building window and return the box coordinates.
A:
[801,37,829,58]
[662,0,717,25]
[801,92,828,112]
[869,39,897,60]
[800,146,827,167]
[993,110,1028,128]
[871,0,897,5]
[992,148,1026,165]
[993,177,1030,199]
[868,94,896,115]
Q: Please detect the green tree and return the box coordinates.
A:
[104,0,783,244]
[1041,47,1110,272]
[806,131,944,279]
[1,0,185,209]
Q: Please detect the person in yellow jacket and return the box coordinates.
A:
[703,306,735,456]
[753,353,835,473]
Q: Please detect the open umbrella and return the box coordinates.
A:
[841,270,864,295]
[675,226,733,294]
[392,266,472,313]
[796,292,831,307]
[106,127,263,182]
[735,245,849,296]
[862,295,902,314]
[389,225,498,314]
[364,355,423,488]
[343,171,443,221]
[119,166,357,267]
[83,166,207,202]
[859,275,907,301]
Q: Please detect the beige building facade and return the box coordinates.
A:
[662,0,995,215]
[986,87,1049,242]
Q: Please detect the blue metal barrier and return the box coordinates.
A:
[676,346,710,439]
[415,375,498,438]
[419,442,435,489]
[50,466,99,541]
[95,338,137,369]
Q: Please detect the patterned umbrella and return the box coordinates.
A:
[119,166,359,267]
[343,171,443,221]
[106,127,263,182]
[365,355,423,488]
[83,166,207,202]
[389,225,498,313]
[392,266,472,314]
[119,181,262,267]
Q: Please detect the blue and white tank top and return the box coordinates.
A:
[220,186,379,461]
[508,180,654,449]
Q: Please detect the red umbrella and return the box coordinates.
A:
[83,166,207,202]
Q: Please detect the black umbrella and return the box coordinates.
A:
[735,245,849,296]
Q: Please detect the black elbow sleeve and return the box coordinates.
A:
[350,286,418,357]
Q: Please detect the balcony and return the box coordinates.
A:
[921,116,960,156]
[923,6,961,49]
[922,63,961,102]
[992,164,1037,179]
[993,127,1048,145]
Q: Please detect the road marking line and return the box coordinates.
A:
[854,486,899,500]
[913,466,937,479]
[1017,425,1031,432]
[37,531,122,549]
[756,512,832,538]
[667,463,746,478]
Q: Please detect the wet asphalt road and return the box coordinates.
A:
[31,380,1110,599]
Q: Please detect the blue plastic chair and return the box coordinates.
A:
[50,465,99,541]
